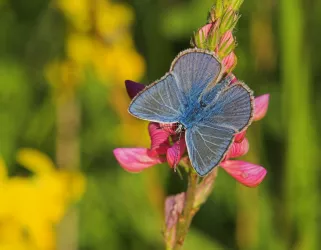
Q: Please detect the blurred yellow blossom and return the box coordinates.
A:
[52,0,145,85]
[48,0,147,146]
[45,59,81,100]
[96,1,134,38]
[56,0,91,32]
[0,149,85,250]
[91,40,145,83]
[66,33,93,67]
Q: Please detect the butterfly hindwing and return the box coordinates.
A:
[128,49,254,176]
[186,81,254,176]
[186,124,235,176]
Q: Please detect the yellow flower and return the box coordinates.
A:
[96,1,134,38]
[91,40,145,83]
[56,0,145,84]
[0,149,85,250]
[51,0,147,147]
[56,0,91,32]
[67,33,94,67]
[45,59,81,99]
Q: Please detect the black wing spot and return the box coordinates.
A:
[200,101,207,108]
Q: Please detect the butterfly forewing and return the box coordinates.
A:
[128,73,184,123]
[170,48,223,101]
[127,49,254,177]
[128,49,223,124]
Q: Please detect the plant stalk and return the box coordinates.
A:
[173,170,199,250]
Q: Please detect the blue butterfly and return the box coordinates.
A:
[128,48,254,176]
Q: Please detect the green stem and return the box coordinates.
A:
[194,168,218,208]
[56,92,80,250]
[173,170,199,250]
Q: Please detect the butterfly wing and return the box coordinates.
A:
[186,81,254,176]
[186,124,235,176]
[170,48,222,102]
[129,49,223,123]
[128,73,184,123]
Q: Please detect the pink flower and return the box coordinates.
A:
[197,23,237,71]
[114,80,270,187]
[217,31,235,56]
[220,161,267,187]
[220,137,267,187]
[222,52,237,72]
[114,81,187,171]
[253,94,270,121]
[114,109,186,171]
[195,23,239,72]
[113,148,166,172]
[198,23,214,38]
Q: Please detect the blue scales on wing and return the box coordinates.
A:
[128,73,184,123]
[128,48,223,124]
[128,48,254,177]
[185,81,254,176]
[170,49,222,102]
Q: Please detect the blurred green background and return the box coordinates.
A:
[0,0,320,249]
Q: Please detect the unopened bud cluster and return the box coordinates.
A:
[192,0,243,72]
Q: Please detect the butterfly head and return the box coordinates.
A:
[175,123,185,134]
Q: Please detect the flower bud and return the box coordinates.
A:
[214,0,224,19]
[193,23,212,49]
[206,21,221,51]
[222,52,237,72]
[218,31,235,58]
[220,8,240,34]
[229,0,244,11]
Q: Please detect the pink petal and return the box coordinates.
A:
[219,31,233,45]
[253,94,270,121]
[198,23,213,39]
[113,148,166,172]
[220,160,267,187]
[227,73,238,85]
[166,136,187,168]
[148,122,170,157]
[222,52,237,72]
[125,80,146,99]
[226,138,249,159]
[159,123,177,135]
[218,31,234,55]
[234,130,247,142]
[197,22,220,46]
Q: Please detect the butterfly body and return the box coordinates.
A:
[179,75,233,129]
[179,100,205,129]
[128,48,254,176]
